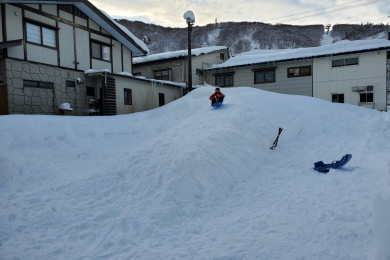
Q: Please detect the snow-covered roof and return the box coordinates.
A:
[133,46,228,64]
[84,69,186,88]
[209,39,390,70]
[3,0,149,56]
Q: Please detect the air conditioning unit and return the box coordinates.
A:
[352,86,366,92]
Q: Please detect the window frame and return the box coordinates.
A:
[359,92,374,103]
[254,69,276,84]
[153,69,170,81]
[215,73,234,87]
[359,86,374,103]
[23,79,54,89]
[331,93,344,103]
[332,57,359,68]
[287,66,311,78]
[25,20,57,49]
[90,40,111,62]
[66,80,76,88]
[124,88,132,105]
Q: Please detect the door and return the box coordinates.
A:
[0,84,8,115]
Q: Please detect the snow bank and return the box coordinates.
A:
[1,87,389,259]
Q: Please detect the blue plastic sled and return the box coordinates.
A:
[211,102,223,108]
[314,154,352,173]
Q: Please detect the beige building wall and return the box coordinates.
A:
[5,5,24,60]
[115,76,183,114]
[204,60,313,97]
[313,51,388,111]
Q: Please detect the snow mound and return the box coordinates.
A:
[1,87,390,259]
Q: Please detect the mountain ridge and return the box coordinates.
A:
[117,20,389,55]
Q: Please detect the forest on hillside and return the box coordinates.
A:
[117,20,389,55]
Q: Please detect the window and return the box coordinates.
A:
[220,53,225,60]
[332,94,344,103]
[91,41,111,61]
[254,69,275,84]
[287,66,311,78]
[215,73,234,87]
[159,93,165,107]
[124,88,132,105]
[387,51,390,60]
[154,70,170,80]
[26,22,57,48]
[23,80,54,89]
[66,80,76,88]
[332,57,358,67]
[360,86,374,103]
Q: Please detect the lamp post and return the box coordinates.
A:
[183,10,195,92]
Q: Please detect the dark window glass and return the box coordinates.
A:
[332,94,344,103]
[254,70,275,84]
[86,87,95,96]
[154,70,170,80]
[387,51,390,59]
[39,81,54,89]
[215,74,234,87]
[299,66,311,76]
[332,57,358,67]
[215,75,225,86]
[345,58,358,66]
[360,93,374,103]
[91,42,102,59]
[24,80,39,88]
[159,93,165,107]
[23,80,53,89]
[220,53,225,60]
[66,80,76,88]
[124,88,132,105]
[332,59,344,67]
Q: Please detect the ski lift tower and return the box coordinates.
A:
[183,10,195,92]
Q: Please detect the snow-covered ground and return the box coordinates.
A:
[1,86,390,260]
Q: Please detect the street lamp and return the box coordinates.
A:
[183,10,195,92]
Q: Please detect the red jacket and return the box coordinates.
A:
[209,92,225,100]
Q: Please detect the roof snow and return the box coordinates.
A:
[98,9,149,55]
[210,39,390,69]
[133,46,228,64]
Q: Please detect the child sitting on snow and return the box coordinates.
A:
[209,88,225,105]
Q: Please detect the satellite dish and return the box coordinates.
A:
[183,10,195,24]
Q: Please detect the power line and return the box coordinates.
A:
[262,0,368,22]
[263,0,387,24]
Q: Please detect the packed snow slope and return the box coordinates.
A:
[1,86,390,260]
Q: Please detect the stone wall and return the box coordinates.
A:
[5,59,87,115]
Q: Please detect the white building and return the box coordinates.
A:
[204,39,390,111]
[0,0,184,115]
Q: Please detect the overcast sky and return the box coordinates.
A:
[90,0,389,28]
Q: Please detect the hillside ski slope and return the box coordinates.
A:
[1,86,390,260]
